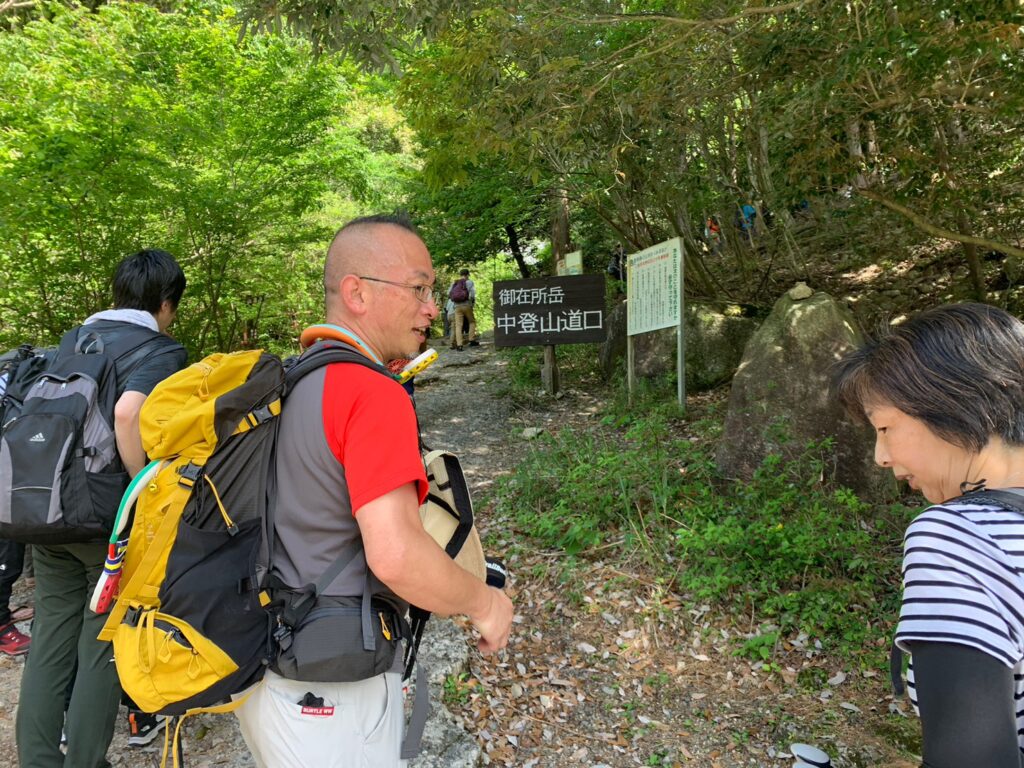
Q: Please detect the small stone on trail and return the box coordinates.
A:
[788,281,814,300]
[522,427,544,439]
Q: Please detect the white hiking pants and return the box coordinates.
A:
[235,668,407,767]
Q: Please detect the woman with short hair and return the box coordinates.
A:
[835,302,1024,768]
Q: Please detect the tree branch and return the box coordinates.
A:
[0,0,36,14]
[560,1,814,28]
[857,188,1024,259]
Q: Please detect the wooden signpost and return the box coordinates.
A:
[492,273,607,395]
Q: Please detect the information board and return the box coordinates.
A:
[626,237,683,336]
[563,250,583,275]
[493,274,606,347]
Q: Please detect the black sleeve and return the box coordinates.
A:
[907,641,1023,768]
[122,343,187,396]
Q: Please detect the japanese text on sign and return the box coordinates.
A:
[627,237,683,336]
[492,274,607,347]
[496,286,565,306]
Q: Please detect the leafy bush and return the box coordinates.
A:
[496,413,909,654]
[498,411,689,554]
[496,343,605,399]
[674,442,905,646]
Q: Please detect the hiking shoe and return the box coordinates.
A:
[127,711,167,747]
[468,340,480,347]
[0,622,30,656]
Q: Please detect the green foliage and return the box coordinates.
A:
[673,445,904,649]
[498,410,691,555]
[497,411,908,654]
[737,631,780,663]
[496,342,605,400]
[384,1,1024,302]
[0,3,414,356]
[441,672,480,707]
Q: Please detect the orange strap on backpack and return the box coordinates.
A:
[298,324,381,364]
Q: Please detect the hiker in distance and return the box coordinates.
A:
[447,267,479,351]
[234,214,513,767]
[834,303,1024,768]
[13,249,187,768]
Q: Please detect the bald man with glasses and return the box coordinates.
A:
[234,214,512,768]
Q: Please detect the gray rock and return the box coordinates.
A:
[521,427,544,439]
[598,300,628,377]
[616,304,759,392]
[412,705,481,768]
[716,290,896,501]
[417,618,472,686]
[787,281,813,300]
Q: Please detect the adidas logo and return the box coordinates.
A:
[29,433,45,443]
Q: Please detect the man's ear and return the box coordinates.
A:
[339,274,368,315]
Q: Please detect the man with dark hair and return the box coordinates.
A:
[235,215,511,766]
[16,249,188,768]
[112,248,188,315]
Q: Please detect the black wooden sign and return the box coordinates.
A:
[492,274,607,347]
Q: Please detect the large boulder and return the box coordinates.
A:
[599,301,759,392]
[716,288,896,501]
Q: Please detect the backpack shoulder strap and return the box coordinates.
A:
[945,489,1024,514]
[267,340,398,637]
[283,340,392,393]
[59,323,161,363]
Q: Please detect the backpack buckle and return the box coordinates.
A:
[177,462,202,488]
[247,404,275,428]
[272,620,293,652]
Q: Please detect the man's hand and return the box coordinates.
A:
[472,586,513,654]
[359,483,515,654]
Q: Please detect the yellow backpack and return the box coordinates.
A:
[98,350,284,717]
[95,339,494,765]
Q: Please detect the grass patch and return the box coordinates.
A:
[494,405,912,661]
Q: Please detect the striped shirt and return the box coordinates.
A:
[896,500,1024,746]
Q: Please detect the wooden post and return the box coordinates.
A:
[541,344,560,395]
[677,246,686,411]
[626,334,635,404]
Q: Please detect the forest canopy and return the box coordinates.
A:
[1,1,1023,353]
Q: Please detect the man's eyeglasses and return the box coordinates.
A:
[358,276,435,304]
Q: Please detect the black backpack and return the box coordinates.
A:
[0,325,157,544]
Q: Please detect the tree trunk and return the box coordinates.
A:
[505,224,530,278]
[934,121,986,301]
[550,185,571,262]
[847,119,867,188]
[666,202,718,299]
[957,212,985,301]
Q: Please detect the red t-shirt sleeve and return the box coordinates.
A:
[322,363,427,514]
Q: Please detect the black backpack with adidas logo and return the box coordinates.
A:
[0,325,157,543]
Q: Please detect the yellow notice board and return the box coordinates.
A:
[626,238,683,336]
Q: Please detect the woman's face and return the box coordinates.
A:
[865,403,977,503]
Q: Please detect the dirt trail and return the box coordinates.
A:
[0,339,915,767]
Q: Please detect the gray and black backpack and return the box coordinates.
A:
[0,325,156,544]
